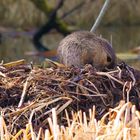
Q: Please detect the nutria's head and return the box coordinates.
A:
[88,35,116,70]
[104,43,116,69]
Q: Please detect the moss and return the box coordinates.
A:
[30,0,53,16]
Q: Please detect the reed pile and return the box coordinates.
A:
[0,59,140,139]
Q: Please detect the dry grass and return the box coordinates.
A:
[1,101,140,139]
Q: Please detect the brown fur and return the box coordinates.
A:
[57,31,116,69]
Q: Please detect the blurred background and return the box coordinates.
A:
[0,0,140,69]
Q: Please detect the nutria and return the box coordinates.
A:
[57,31,116,69]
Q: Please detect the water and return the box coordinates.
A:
[0,29,63,63]
[0,26,140,68]
[98,26,140,53]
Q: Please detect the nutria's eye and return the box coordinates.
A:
[107,56,112,62]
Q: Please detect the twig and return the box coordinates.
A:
[18,76,32,108]
[67,91,107,97]
[57,99,73,114]
[17,70,34,108]
[4,101,36,118]
[29,110,35,123]
[0,71,6,77]
[67,80,104,96]
[86,79,108,106]
[52,108,58,140]
[123,82,128,100]
[110,34,113,46]
[126,82,132,103]
[96,71,124,85]
[117,66,122,79]
[126,66,136,86]
[113,102,131,131]
[90,0,110,32]
[36,128,42,140]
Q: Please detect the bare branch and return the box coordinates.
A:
[90,0,110,32]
